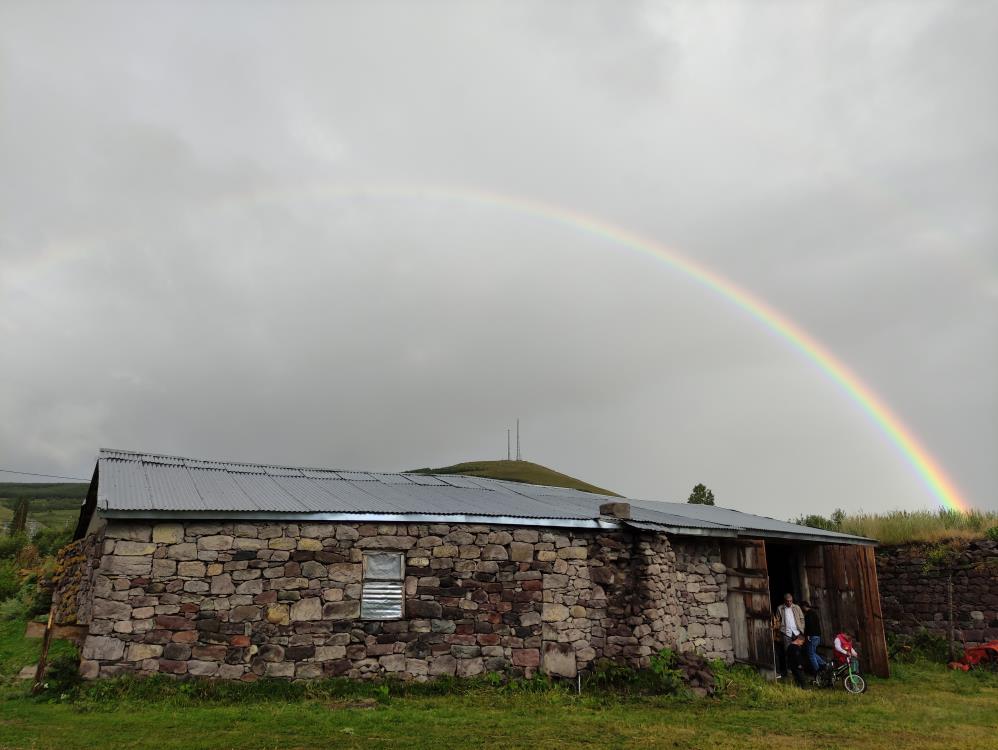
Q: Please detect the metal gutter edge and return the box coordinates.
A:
[621,521,739,538]
[99,509,622,530]
[735,530,877,546]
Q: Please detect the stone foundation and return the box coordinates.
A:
[70,520,734,680]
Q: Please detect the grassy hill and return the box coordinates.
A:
[411,460,619,496]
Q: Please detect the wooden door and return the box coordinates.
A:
[808,545,889,678]
[723,540,776,669]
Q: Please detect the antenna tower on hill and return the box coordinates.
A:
[516,418,522,461]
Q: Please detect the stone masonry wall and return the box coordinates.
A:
[672,540,733,661]
[877,540,998,648]
[73,520,719,681]
[51,532,101,626]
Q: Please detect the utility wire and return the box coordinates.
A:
[0,467,90,482]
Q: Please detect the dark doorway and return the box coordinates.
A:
[765,542,800,613]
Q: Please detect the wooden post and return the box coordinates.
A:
[948,573,955,662]
[31,607,56,694]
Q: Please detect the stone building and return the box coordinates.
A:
[56,449,888,681]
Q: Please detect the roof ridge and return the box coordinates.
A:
[99,447,447,480]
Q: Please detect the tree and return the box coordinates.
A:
[687,483,715,505]
[9,498,28,535]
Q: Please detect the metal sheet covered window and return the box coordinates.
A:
[361,552,404,620]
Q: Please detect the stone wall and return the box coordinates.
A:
[51,532,101,626]
[877,540,998,648]
[71,520,731,681]
[672,540,732,661]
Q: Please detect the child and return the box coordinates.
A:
[833,630,860,673]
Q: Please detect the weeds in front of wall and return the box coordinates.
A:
[31,648,695,709]
[887,629,954,663]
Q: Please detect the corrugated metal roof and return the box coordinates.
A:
[93,449,873,544]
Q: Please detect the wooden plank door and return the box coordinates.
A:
[810,545,889,678]
[723,540,776,669]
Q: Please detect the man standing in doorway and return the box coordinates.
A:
[775,593,805,677]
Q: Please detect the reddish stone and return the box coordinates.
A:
[254,590,278,604]
[156,615,194,630]
[521,579,543,591]
[478,634,500,646]
[180,603,199,614]
[230,635,251,647]
[158,659,188,674]
[511,648,540,667]
[144,630,174,644]
[192,645,227,660]
[323,659,352,676]
[172,630,198,643]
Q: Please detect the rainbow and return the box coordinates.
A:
[221,183,973,513]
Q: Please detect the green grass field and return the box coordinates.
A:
[1,616,995,750]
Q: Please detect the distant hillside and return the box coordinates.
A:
[0,483,87,532]
[0,482,88,502]
[411,460,619,496]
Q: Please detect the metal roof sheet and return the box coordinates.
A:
[92,449,873,543]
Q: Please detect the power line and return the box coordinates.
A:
[0,467,90,482]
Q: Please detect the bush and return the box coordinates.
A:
[986,526,998,542]
[32,527,73,557]
[888,629,954,663]
[0,592,29,621]
[42,652,83,695]
[0,559,20,601]
[646,648,684,695]
[0,534,29,560]
[586,659,638,689]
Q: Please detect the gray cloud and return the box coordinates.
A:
[1,0,994,514]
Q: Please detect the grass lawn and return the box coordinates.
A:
[0,616,995,750]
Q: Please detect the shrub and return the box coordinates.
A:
[586,659,638,689]
[986,526,998,542]
[32,527,73,557]
[0,592,29,621]
[888,629,954,663]
[0,533,29,560]
[646,648,684,695]
[0,559,20,601]
[42,652,83,695]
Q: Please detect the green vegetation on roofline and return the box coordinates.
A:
[795,508,998,545]
[410,460,619,497]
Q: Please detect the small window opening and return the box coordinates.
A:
[361,551,404,620]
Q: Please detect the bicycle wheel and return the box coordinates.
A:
[843,674,866,694]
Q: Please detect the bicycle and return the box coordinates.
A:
[816,658,866,694]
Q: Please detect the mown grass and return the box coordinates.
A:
[0,661,995,750]
[1,616,996,750]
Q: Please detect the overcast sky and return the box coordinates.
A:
[1,1,994,516]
